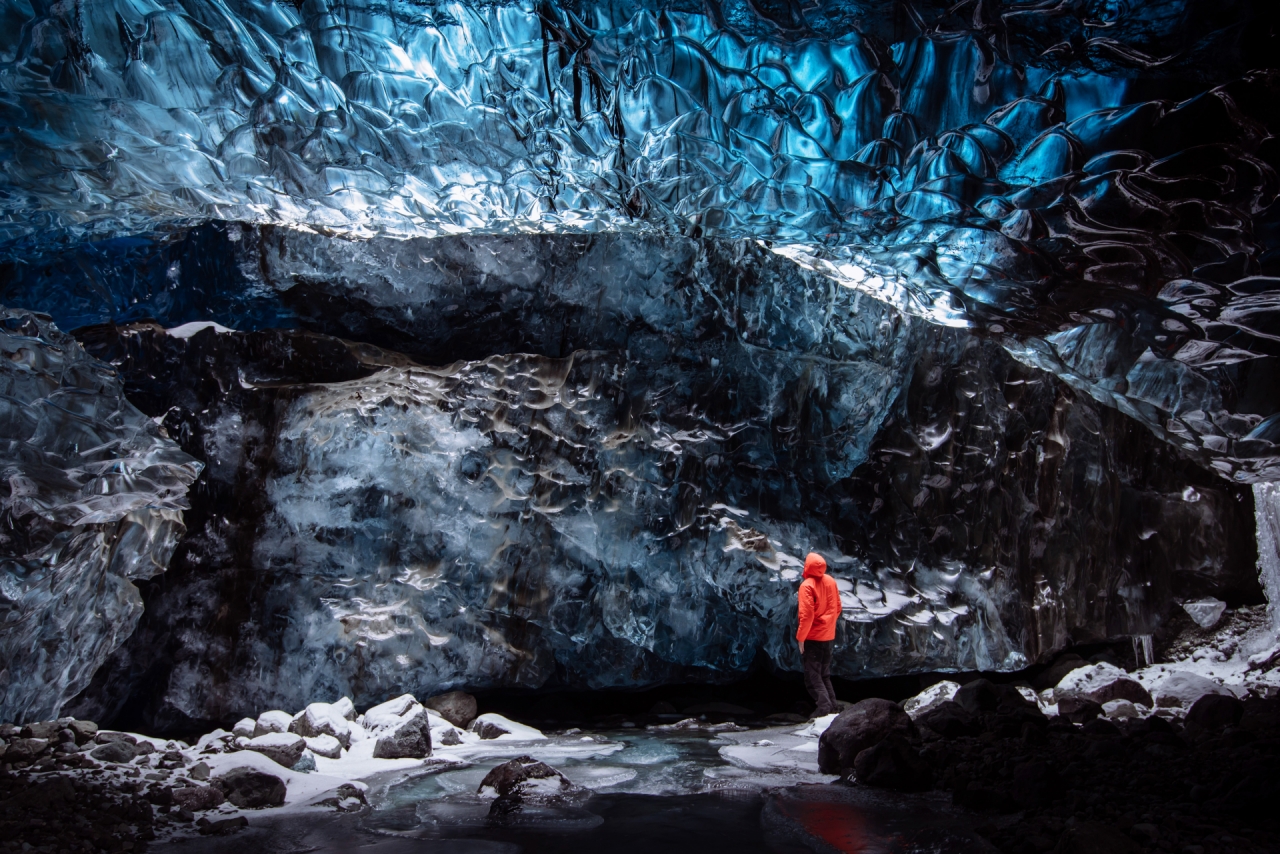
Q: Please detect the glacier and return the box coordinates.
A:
[0,308,201,723]
[57,233,1256,731]
[0,0,1275,725]
[0,0,1277,481]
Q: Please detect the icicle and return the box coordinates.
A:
[1131,634,1155,668]
[1253,482,1280,634]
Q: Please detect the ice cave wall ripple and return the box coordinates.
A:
[0,308,201,723]
[2,1,1279,479]
[60,235,1257,731]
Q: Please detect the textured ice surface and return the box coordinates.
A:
[1255,482,1280,634]
[61,234,1257,729]
[1,1,1279,478]
[0,308,201,723]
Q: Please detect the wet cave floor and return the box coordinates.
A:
[156,731,994,854]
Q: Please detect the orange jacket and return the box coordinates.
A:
[796,553,841,642]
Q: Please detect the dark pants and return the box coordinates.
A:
[802,639,838,716]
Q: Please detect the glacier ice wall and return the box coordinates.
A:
[1,0,1279,479]
[0,308,201,723]
[62,235,1256,730]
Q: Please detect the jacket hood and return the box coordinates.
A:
[803,553,827,579]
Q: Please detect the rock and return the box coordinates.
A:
[1055,664,1153,707]
[172,785,225,812]
[953,679,1035,715]
[902,681,960,719]
[1149,671,1231,709]
[189,760,211,781]
[304,734,343,759]
[198,815,249,835]
[244,732,306,768]
[1011,760,1063,808]
[291,750,316,773]
[20,721,59,740]
[254,710,295,736]
[1181,598,1227,629]
[215,767,287,809]
[439,729,463,746]
[7,737,50,762]
[289,700,353,748]
[1081,719,1121,737]
[365,694,434,759]
[851,735,932,791]
[1101,700,1141,720]
[1053,821,1140,854]
[373,712,432,759]
[817,699,915,775]
[472,719,511,740]
[1057,696,1104,724]
[94,731,137,745]
[917,701,979,738]
[478,755,587,816]
[1182,694,1245,740]
[231,718,256,738]
[424,691,479,728]
[89,740,136,763]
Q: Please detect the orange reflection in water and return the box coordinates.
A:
[779,797,871,854]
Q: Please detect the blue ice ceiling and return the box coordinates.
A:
[1,0,1279,482]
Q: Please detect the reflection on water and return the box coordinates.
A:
[359,730,995,854]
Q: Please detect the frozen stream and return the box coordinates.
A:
[159,726,997,854]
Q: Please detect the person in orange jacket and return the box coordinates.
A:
[797,552,841,717]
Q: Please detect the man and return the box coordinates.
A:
[796,552,841,717]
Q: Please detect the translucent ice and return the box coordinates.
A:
[0,308,201,723]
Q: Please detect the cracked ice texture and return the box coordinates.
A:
[63,235,1256,730]
[2,1,1280,480]
[0,308,201,723]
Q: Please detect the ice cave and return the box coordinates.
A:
[1,0,1280,852]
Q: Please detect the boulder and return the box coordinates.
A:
[1056,696,1103,725]
[439,729,463,746]
[231,718,256,739]
[289,701,353,748]
[189,761,211,781]
[66,720,97,745]
[1055,663,1152,707]
[478,755,587,816]
[817,699,915,775]
[304,734,343,759]
[1101,700,1141,720]
[1149,671,1231,709]
[365,695,434,759]
[172,785,225,812]
[424,691,479,728]
[902,681,960,719]
[1181,597,1227,629]
[291,751,316,773]
[8,738,51,762]
[215,768,287,809]
[851,736,932,791]
[1183,694,1245,740]
[472,719,511,740]
[244,733,306,768]
[20,721,60,740]
[88,740,136,764]
[917,701,979,738]
[253,710,295,736]
[94,731,137,745]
